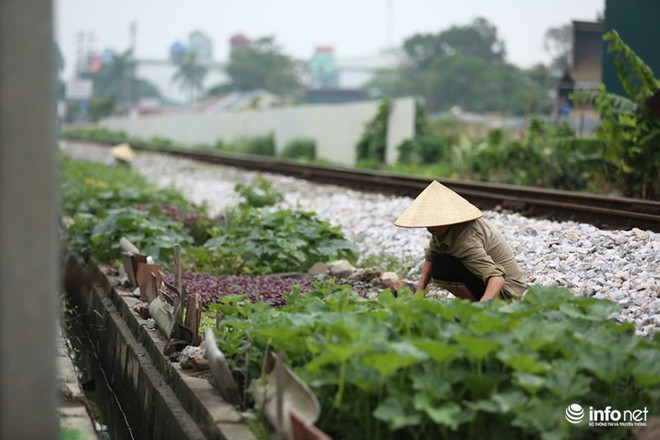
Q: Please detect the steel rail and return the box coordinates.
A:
[133,146,660,232]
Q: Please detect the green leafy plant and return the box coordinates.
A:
[397,100,447,165]
[397,134,446,165]
[61,156,358,275]
[67,207,193,263]
[200,208,358,275]
[60,156,196,216]
[234,175,284,208]
[356,99,390,163]
[564,30,660,199]
[206,285,659,440]
[281,138,316,161]
[238,134,276,156]
[60,155,206,265]
[466,119,552,187]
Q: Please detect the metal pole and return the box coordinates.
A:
[0,0,58,438]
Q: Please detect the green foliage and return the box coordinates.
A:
[397,134,445,165]
[60,155,205,265]
[543,24,573,72]
[467,118,551,187]
[281,138,316,161]
[234,175,284,208]
[565,30,660,199]
[224,36,303,95]
[403,18,505,69]
[356,99,390,163]
[88,97,116,122]
[59,428,85,440]
[67,208,192,263]
[59,155,194,216]
[79,49,161,106]
[200,208,358,275]
[149,135,179,149]
[60,127,129,145]
[172,50,208,104]
[237,134,276,156]
[365,18,552,115]
[206,285,659,440]
[398,100,447,165]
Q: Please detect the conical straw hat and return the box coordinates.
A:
[111,143,135,162]
[394,180,482,228]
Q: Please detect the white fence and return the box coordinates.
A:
[100,97,416,166]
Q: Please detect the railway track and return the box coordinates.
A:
[135,145,660,232]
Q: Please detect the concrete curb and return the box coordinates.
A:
[63,251,257,440]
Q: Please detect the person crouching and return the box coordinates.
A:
[395,181,527,302]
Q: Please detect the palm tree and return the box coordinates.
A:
[81,49,135,106]
[80,49,161,115]
[172,51,208,104]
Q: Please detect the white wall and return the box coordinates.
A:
[100,97,416,166]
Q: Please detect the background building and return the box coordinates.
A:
[602,0,660,96]
[307,46,339,89]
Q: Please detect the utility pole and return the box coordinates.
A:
[387,0,394,48]
[127,21,137,109]
[1,0,58,437]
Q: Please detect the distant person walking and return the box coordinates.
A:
[395,181,527,302]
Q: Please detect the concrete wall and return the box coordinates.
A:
[100,97,417,166]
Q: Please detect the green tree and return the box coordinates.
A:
[80,49,161,109]
[356,100,390,163]
[365,18,550,115]
[224,37,302,95]
[403,17,506,70]
[172,50,208,104]
[543,24,573,73]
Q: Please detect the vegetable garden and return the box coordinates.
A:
[60,152,659,439]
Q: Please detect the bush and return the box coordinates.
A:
[88,98,116,122]
[467,119,550,187]
[234,175,284,208]
[61,127,128,144]
[200,208,358,275]
[239,134,276,156]
[281,138,316,160]
[397,134,446,165]
[564,31,660,199]
[356,99,390,163]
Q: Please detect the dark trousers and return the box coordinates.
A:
[431,254,486,300]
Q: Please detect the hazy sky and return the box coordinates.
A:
[55,0,603,79]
